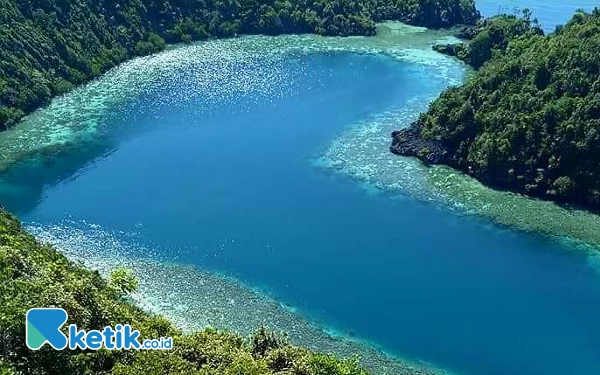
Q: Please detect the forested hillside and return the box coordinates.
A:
[0,208,368,375]
[392,9,600,209]
[0,0,479,130]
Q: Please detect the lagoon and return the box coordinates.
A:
[1,5,600,375]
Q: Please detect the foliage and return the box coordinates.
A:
[251,327,287,357]
[394,9,600,209]
[0,0,479,130]
[435,9,543,68]
[0,208,368,375]
[109,266,139,295]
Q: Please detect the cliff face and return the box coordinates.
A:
[0,0,479,130]
[392,10,600,210]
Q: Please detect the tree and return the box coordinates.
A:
[392,9,600,209]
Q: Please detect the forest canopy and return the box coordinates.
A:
[392,9,600,210]
[0,0,480,130]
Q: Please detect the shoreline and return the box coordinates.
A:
[1,25,600,375]
[2,25,600,250]
[2,4,600,375]
[389,10,600,213]
[26,220,460,375]
[0,0,480,131]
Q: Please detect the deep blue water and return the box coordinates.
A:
[2,2,600,375]
[4,50,600,375]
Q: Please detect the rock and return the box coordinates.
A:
[390,126,448,165]
[432,43,460,57]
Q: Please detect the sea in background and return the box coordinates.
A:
[1,2,600,375]
[477,0,597,32]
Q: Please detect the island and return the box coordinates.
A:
[392,9,600,210]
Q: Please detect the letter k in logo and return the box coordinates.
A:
[26,308,68,350]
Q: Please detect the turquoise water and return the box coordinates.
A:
[0,3,599,375]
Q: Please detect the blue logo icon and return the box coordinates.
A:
[26,307,173,351]
[26,308,68,350]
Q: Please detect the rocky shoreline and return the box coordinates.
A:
[390,126,448,165]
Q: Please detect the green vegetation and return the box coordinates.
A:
[392,9,600,210]
[433,10,543,68]
[0,0,479,130]
[0,208,368,375]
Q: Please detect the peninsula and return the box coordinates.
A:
[392,9,600,210]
